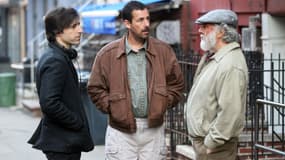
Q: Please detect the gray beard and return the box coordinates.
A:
[200,30,217,52]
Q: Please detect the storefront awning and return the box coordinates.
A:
[80,0,171,34]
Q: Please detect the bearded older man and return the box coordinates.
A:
[185,9,248,160]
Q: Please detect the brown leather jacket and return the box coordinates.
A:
[87,36,184,133]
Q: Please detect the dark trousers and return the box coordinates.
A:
[43,151,81,160]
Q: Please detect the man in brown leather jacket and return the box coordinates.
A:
[87,1,184,159]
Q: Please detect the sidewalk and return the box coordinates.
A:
[0,105,105,160]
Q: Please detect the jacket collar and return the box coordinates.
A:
[125,37,147,55]
[48,42,79,83]
[212,42,240,62]
[48,42,70,60]
[116,35,157,59]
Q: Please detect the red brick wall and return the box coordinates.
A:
[179,1,190,53]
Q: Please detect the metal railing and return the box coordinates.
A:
[254,99,285,159]
[166,54,200,158]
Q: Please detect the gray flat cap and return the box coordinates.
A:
[195,9,238,27]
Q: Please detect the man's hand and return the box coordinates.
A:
[206,148,213,154]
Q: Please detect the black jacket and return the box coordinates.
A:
[28,43,94,153]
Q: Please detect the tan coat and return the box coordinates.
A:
[186,42,248,149]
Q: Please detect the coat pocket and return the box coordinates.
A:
[109,92,126,101]
[108,92,128,123]
[151,86,168,116]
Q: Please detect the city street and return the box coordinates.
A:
[0,105,105,160]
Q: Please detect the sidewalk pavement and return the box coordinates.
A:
[0,105,105,160]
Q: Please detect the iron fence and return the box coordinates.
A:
[166,53,200,158]
[254,99,285,159]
